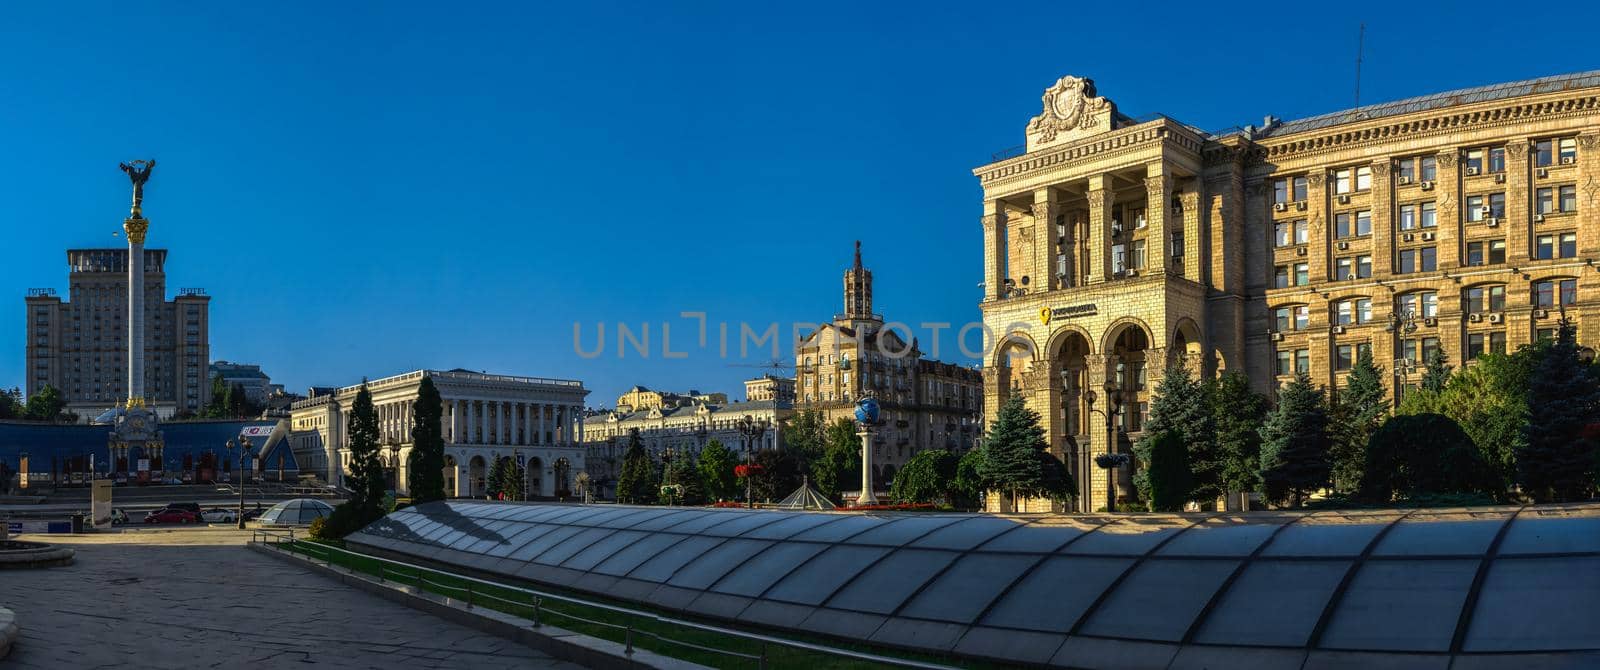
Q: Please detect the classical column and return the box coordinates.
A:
[1435,151,1461,268]
[1086,175,1113,284]
[982,201,1002,300]
[498,401,508,445]
[856,424,877,505]
[1371,159,1395,276]
[125,218,147,406]
[512,403,522,446]
[1032,189,1062,291]
[1145,165,1171,275]
[479,400,489,446]
[1084,353,1111,508]
[1505,139,1532,265]
[1305,170,1329,284]
[1179,187,1201,280]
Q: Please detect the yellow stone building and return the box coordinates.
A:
[974,72,1600,512]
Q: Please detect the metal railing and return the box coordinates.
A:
[250,530,959,670]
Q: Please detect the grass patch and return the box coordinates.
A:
[270,539,1003,670]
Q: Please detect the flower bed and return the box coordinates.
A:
[836,502,937,512]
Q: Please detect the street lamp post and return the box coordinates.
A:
[228,437,254,529]
[736,415,768,509]
[1387,308,1420,403]
[1082,362,1127,512]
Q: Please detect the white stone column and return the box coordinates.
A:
[857,425,877,505]
[512,403,522,446]
[538,403,548,445]
[479,400,489,446]
[125,220,146,404]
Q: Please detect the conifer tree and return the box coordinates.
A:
[408,376,447,503]
[1258,372,1331,507]
[1517,318,1600,502]
[1213,372,1267,500]
[345,382,386,515]
[1329,347,1388,494]
[697,439,737,502]
[663,452,706,506]
[977,396,1070,505]
[615,430,658,504]
[1420,348,1452,393]
[1134,364,1217,505]
[1143,431,1190,512]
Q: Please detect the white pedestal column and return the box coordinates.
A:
[856,426,877,505]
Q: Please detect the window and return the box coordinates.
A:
[1535,139,1554,167]
[1465,148,1484,174]
[1558,137,1578,164]
[1275,219,1309,247]
[1355,166,1372,191]
[1111,243,1126,273]
[1399,204,1416,230]
[1296,349,1310,375]
[1466,195,1485,222]
[1488,147,1506,174]
[1335,344,1356,371]
[1559,185,1577,213]
[1295,263,1309,286]
[1293,176,1308,201]
[1534,279,1577,308]
[1397,247,1436,273]
[1335,298,1372,325]
[1420,156,1438,181]
[1129,240,1147,269]
[1335,256,1372,280]
[1275,350,1293,376]
[1537,188,1554,214]
[1274,305,1309,331]
[1274,179,1289,204]
[1466,285,1506,313]
[1465,240,1505,266]
[1403,337,1442,364]
[1397,158,1415,182]
[1419,201,1436,228]
[1274,265,1290,289]
[1467,332,1507,360]
[1274,221,1290,247]
[1335,211,1372,238]
[1560,232,1577,258]
[1334,168,1353,194]
[1170,231,1184,258]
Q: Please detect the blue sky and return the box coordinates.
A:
[2,2,1595,406]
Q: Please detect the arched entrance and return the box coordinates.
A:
[553,458,571,499]
[443,455,458,497]
[1171,319,1204,374]
[1105,322,1152,506]
[526,457,543,499]
[468,455,487,498]
[1052,329,1093,511]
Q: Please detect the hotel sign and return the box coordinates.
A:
[1039,303,1098,325]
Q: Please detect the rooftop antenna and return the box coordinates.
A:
[1354,22,1366,108]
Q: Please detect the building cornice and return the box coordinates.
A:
[973,118,1206,189]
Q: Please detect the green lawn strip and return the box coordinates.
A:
[281,539,1002,670]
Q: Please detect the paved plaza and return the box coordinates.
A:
[2,528,586,669]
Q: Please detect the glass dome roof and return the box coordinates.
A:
[258,498,334,526]
[348,502,1600,668]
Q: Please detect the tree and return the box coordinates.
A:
[24,385,66,423]
[890,449,958,504]
[815,418,861,500]
[749,448,801,503]
[1213,372,1267,502]
[408,376,447,504]
[227,383,248,418]
[615,431,658,504]
[697,439,738,502]
[977,396,1070,506]
[1133,364,1216,505]
[202,373,228,418]
[0,387,24,420]
[488,457,525,501]
[1518,318,1600,502]
[1420,348,1452,393]
[1361,413,1492,501]
[1258,373,1331,507]
[1399,353,1531,495]
[345,382,386,511]
[1143,431,1191,512]
[663,453,706,506]
[1328,348,1388,495]
[952,449,985,510]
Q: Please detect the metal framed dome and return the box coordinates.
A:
[348,502,1600,669]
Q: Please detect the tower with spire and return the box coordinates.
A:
[839,240,879,327]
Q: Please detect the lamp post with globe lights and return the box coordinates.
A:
[736,415,769,509]
[1082,361,1127,512]
[226,437,254,529]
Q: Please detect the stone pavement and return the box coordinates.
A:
[1,527,587,669]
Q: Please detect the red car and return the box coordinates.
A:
[143,508,199,524]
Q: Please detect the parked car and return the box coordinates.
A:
[200,508,238,523]
[110,508,129,525]
[241,504,266,522]
[164,502,203,516]
[144,508,199,524]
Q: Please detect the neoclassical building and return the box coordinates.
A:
[796,243,983,484]
[289,368,589,498]
[976,72,1600,511]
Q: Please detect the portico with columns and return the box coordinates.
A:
[289,369,589,499]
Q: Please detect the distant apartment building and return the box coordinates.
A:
[209,360,273,405]
[581,379,793,488]
[743,375,796,403]
[24,249,211,420]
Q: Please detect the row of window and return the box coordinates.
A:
[1277,325,1574,378]
[1273,281,1580,332]
[1276,234,1580,287]
[1275,139,1581,204]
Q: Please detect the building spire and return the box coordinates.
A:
[842,240,875,323]
[854,239,862,269]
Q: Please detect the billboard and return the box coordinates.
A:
[91,479,114,529]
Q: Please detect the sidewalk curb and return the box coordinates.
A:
[249,543,709,670]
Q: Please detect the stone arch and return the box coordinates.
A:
[527,456,544,499]
[991,330,1041,406]
[1100,316,1154,354]
[991,330,1040,367]
[467,455,487,498]
[1170,317,1204,371]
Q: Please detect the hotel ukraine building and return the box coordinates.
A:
[975,72,1600,511]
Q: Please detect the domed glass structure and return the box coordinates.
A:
[349,502,1600,668]
[258,498,335,526]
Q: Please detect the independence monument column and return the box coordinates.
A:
[113,160,163,481]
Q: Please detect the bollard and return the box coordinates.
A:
[625,626,634,654]
[466,582,474,609]
[531,596,542,628]
[759,642,769,670]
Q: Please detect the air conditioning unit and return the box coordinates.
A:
[1398,176,1413,185]
[1466,167,1480,176]
[1469,313,1483,323]
[1274,202,1288,212]
[1331,325,1346,334]
[1346,274,1358,281]
[1494,173,1506,184]
[1534,309,1549,319]
[1337,241,1351,250]
[1296,201,1308,211]
[1420,180,1435,191]
[1424,317,1438,327]
[1270,331,1285,342]
[1125,269,1139,277]
[1535,214,1546,223]
[1538,168,1550,178]
[1486,218,1500,228]
[1561,156,1576,165]
[1479,206,1493,216]
[1422,232,1436,241]
[1296,247,1308,256]
[1487,313,1503,324]
[1338,194,1352,204]
[1403,232,1416,242]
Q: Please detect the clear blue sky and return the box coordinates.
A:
[3,2,1595,406]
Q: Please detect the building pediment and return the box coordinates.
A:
[1025,76,1117,152]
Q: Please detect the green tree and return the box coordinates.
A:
[1133,364,1216,505]
[1328,348,1388,494]
[615,431,659,504]
[977,396,1071,507]
[1399,353,1531,495]
[202,373,228,418]
[346,382,385,510]
[1213,372,1267,501]
[750,448,802,503]
[815,418,861,500]
[697,439,738,502]
[1518,318,1600,502]
[952,449,985,510]
[890,449,959,504]
[0,387,25,420]
[1258,373,1331,507]
[663,453,706,506]
[407,376,447,504]
[1143,431,1191,512]
[23,385,66,423]
[489,457,525,500]
[1420,348,1452,393]
[1361,413,1492,502]
[227,383,248,418]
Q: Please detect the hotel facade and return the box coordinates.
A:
[974,72,1600,511]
